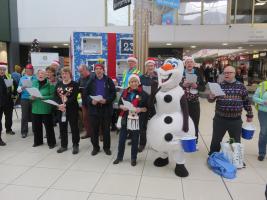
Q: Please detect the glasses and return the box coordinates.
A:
[223,72,234,75]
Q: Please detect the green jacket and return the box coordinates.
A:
[31,79,55,114]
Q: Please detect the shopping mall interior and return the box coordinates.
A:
[0,0,267,200]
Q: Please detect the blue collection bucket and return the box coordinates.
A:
[241,123,255,140]
[181,136,197,153]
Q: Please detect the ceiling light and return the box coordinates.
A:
[63,43,69,46]
[190,45,196,48]
[53,46,58,48]
[238,47,243,49]
[253,50,258,53]
[245,51,249,54]
[249,44,254,47]
[166,43,172,46]
[222,43,228,46]
[255,2,266,6]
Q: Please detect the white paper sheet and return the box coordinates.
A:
[42,100,59,106]
[22,79,32,88]
[143,85,151,95]
[208,82,226,96]
[122,99,136,111]
[4,79,13,87]
[26,87,43,98]
[90,95,104,101]
[185,74,198,83]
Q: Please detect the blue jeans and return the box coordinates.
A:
[258,111,267,157]
[117,126,139,161]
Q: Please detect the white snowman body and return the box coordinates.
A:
[147,58,195,164]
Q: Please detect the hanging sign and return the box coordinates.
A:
[113,0,131,10]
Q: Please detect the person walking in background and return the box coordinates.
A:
[253,80,267,161]
[139,58,158,152]
[77,64,92,139]
[181,57,205,144]
[55,67,80,154]
[11,65,22,91]
[235,67,244,84]
[113,74,148,166]
[86,64,116,156]
[208,66,253,155]
[31,69,56,149]
[17,64,36,138]
[0,63,17,145]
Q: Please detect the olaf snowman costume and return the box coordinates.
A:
[147,58,195,177]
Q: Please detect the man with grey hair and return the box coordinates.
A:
[208,66,253,155]
[78,64,92,139]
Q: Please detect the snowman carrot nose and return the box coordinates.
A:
[161,63,174,71]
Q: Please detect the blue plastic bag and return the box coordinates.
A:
[208,152,237,179]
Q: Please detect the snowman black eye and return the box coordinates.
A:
[164,133,173,142]
[164,116,172,124]
[164,95,172,103]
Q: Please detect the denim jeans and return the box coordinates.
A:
[258,111,267,157]
[117,126,139,161]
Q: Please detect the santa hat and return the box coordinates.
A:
[25,64,33,70]
[51,60,60,66]
[0,62,7,69]
[94,64,104,71]
[128,74,140,85]
[145,58,156,66]
[127,55,138,63]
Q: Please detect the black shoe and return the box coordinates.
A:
[49,144,56,149]
[57,147,67,153]
[104,149,112,155]
[0,139,6,146]
[6,130,15,135]
[91,148,99,156]
[258,155,265,161]
[175,164,189,177]
[128,141,132,146]
[32,143,43,147]
[131,160,137,166]
[113,158,122,164]
[21,134,27,138]
[72,145,79,155]
[154,157,169,167]
[138,145,145,152]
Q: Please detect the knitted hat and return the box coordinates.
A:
[128,74,140,85]
[94,64,104,71]
[184,57,195,64]
[0,62,7,69]
[51,60,60,66]
[25,64,33,70]
[127,55,138,63]
[145,58,156,66]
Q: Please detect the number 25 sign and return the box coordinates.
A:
[120,38,133,55]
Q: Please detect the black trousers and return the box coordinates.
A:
[90,115,111,151]
[59,110,80,148]
[0,103,13,133]
[21,99,32,135]
[209,115,242,155]
[32,113,56,147]
[188,101,200,142]
[139,113,148,146]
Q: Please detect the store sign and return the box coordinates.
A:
[156,0,180,9]
[120,38,133,55]
[113,0,131,10]
[260,52,266,57]
[31,52,59,68]
[253,54,259,59]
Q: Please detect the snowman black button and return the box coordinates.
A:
[164,95,172,103]
[164,116,173,124]
[164,133,173,142]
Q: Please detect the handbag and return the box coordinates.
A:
[220,140,245,169]
[208,152,237,179]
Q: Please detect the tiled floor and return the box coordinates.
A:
[0,99,266,200]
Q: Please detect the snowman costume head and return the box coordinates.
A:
[157,58,184,92]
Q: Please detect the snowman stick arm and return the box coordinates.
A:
[180,94,189,133]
